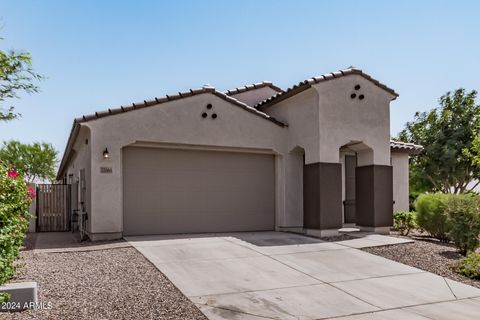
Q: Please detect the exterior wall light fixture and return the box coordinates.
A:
[102,148,110,160]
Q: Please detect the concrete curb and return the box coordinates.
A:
[0,282,38,312]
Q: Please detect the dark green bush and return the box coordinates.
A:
[0,163,32,302]
[393,211,417,236]
[456,252,480,280]
[415,193,452,241]
[446,194,480,255]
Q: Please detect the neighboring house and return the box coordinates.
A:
[57,67,422,241]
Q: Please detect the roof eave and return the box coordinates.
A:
[390,140,424,155]
[56,121,81,180]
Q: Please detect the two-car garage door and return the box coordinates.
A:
[123,147,275,236]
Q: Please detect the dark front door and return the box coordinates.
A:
[344,155,357,224]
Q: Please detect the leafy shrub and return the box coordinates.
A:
[0,162,33,302]
[446,194,480,255]
[393,211,417,236]
[415,193,452,241]
[456,252,480,280]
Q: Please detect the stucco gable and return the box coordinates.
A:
[76,85,284,127]
[256,67,398,110]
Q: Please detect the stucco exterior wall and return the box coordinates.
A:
[86,93,288,235]
[314,75,394,166]
[262,89,319,228]
[392,152,410,211]
[264,89,320,164]
[64,126,92,232]
[228,87,280,107]
[59,72,402,237]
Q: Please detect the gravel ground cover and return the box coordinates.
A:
[320,234,356,242]
[3,247,207,320]
[362,231,480,289]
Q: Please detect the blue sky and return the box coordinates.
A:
[1,0,479,157]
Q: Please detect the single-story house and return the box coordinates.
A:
[57,67,422,241]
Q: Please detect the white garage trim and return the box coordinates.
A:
[131,141,277,155]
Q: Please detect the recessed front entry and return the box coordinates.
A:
[122,147,275,236]
[344,154,357,224]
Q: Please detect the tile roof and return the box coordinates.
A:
[255,67,399,110]
[224,81,283,96]
[390,140,424,154]
[75,85,285,127]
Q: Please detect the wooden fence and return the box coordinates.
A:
[36,184,71,232]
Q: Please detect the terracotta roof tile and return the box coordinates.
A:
[390,140,423,154]
[224,81,283,96]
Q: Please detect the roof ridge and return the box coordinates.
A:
[255,67,399,109]
[224,81,284,96]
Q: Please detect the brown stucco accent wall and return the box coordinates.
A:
[355,165,393,227]
[303,162,343,230]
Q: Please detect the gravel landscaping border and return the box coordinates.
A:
[362,231,480,289]
[319,234,357,242]
[4,247,207,320]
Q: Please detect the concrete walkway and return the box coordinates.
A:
[126,232,480,320]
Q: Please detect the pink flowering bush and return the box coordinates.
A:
[0,162,32,302]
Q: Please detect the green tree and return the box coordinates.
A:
[398,89,480,194]
[0,140,57,182]
[464,136,480,167]
[1,36,43,121]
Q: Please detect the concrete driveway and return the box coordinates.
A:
[126,232,480,320]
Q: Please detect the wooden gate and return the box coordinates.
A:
[36,184,71,232]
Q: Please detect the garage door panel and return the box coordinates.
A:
[123,147,275,235]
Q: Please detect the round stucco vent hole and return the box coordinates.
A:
[206,104,213,110]
[201,112,208,118]
[350,93,357,99]
[354,85,361,90]
[359,94,365,100]
[212,113,218,119]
